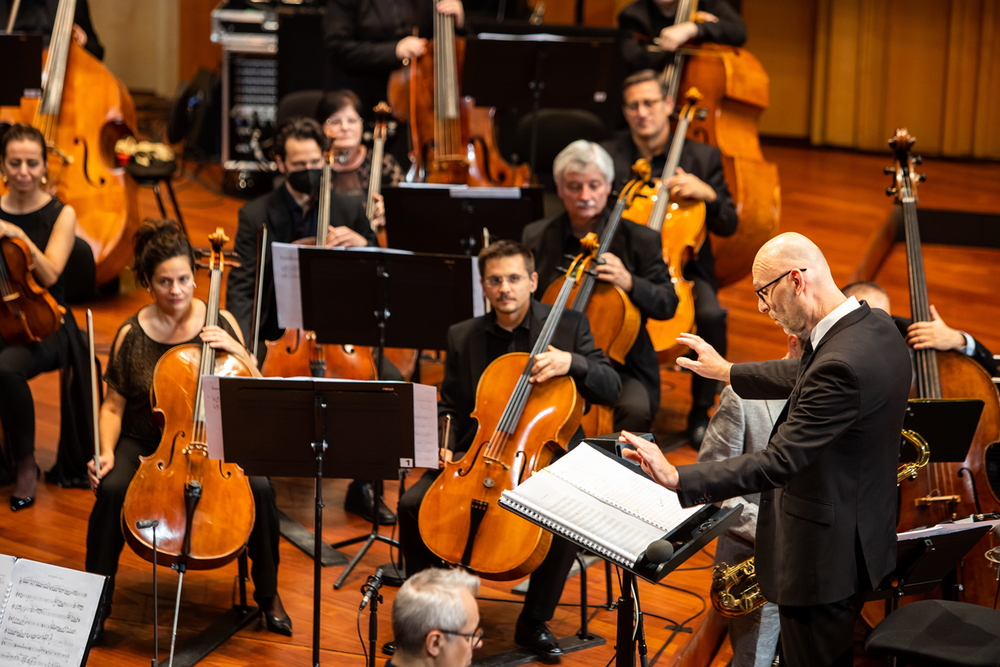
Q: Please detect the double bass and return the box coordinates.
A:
[387,5,531,186]
[0,0,140,286]
[418,238,598,579]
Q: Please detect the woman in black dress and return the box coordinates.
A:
[0,123,92,509]
[85,220,291,640]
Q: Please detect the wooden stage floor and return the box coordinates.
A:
[2,143,998,667]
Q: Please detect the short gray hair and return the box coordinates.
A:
[392,568,480,656]
[553,140,614,187]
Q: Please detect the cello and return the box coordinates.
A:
[418,238,598,579]
[386,5,531,186]
[541,178,643,437]
[862,130,1000,626]
[622,89,707,364]
[0,0,140,286]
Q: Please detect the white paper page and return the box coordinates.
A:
[271,242,302,330]
[201,375,223,460]
[450,187,521,199]
[471,258,484,317]
[0,560,105,667]
[0,554,15,595]
[410,383,439,469]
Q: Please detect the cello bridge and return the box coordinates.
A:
[914,495,960,507]
[482,456,510,470]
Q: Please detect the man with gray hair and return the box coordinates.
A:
[523,139,677,433]
[389,568,482,667]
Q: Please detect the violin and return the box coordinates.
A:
[541,181,644,437]
[121,229,256,570]
[367,102,391,249]
[0,236,64,345]
[0,0,140,286]
[623,89,707,364]
[417,239,596,579]
[387,6,531,186]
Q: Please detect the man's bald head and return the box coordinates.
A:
[753,233,832,284]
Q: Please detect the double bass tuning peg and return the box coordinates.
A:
[883,166,894,175]
[886,186,897,197]
[919,173,927,182]
[913,156,923,165]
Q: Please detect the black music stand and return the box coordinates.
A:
[0,34,42,105]
[382,185,544,256]
[903,399,983,462]
[211,376,434,667]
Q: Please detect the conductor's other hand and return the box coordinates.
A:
[675,333,732,382]
[620,431,679,489]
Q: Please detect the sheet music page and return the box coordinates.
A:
[544,444,701,532]
[0,555,14,595]
[201,375,223,459]
[271,242,302,330]
[0,560,105,667]
[410,383,439,469]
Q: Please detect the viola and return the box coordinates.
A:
[367,101,392,249]
[0,0,140,286]
[121,229,256,570]
[417,239,596,579]
[622,89,707,364]
[0,236,64,345]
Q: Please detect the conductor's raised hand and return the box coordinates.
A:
[620,431,679,489]
[675,333,732,382]
[530,345,572,384]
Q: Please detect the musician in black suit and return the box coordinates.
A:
[396,240,620,658]
[0,0,104,60]
[601,69,737,446]
[225,117,396,525]
[617,0,746,75]
[623,233,912,667]
[843,281,998,377]
[522,139,677,432]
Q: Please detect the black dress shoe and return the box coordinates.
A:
[687,410,711,449]
[10,496,35,512]
[345,480,396,525]
[514,618,563,657]
[382,640,396,655]
[263,612,293,637]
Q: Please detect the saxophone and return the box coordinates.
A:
[710,429,931,616]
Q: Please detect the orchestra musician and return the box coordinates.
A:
[395,240,620,658]
[522,140,677,432]
[842,281,998,377]
[622,233,912,667]
[225,116,398,525]
[601,70,737,447]
[84,220,292,642]
[317,89,404,231]
[0,123,93,507]
[617,0,746,75]
[0,0,105,60]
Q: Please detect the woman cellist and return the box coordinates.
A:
[0,123,92,508]
[84,220,291,641]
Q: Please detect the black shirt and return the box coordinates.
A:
[282,186,319,241]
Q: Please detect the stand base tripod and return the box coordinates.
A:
[278,509,348,567]
[331,479,400,589]
[155,606,259,667]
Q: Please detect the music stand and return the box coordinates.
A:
[903,399,983,462]
[0,34,42,105]
[382,185,544,256]
[208,376,436,667]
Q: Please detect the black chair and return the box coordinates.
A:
[125,158,187,238]
[276,89,324,126]
[515,109,608,189]
[864,599,1000,667]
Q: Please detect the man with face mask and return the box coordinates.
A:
[227,117,392,524]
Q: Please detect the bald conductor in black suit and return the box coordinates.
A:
[622,233,912,667]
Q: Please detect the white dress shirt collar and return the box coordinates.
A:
[809,296,861,349]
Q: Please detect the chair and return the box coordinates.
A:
[125,158,187,238]
[515,109,608,189]
[864,599,1000,667]
[276,90,324,126]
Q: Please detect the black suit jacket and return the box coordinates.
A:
[617,0,746,74]
[892,315,998,377]
[521,210,677,408]
[600,129,737,289]
[2,0,104,60]
[440,301,621,457]
[677,304,912,606]
[226,186,377,351]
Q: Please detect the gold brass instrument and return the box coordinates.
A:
[710,429,932,616]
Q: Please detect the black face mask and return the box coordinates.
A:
[286,168,322,197]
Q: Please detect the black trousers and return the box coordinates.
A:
[613,372,656,433]
[85,436,281,606]
[0,329,65,461]
[690,276,727,413]
[777,593,866,667]
[398,469,578,623]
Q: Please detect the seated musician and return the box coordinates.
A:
[317,89,404,231]
[522,140,677,433]
[0,0,105,61]
[0,123,93,508]
[84,220,291,641]
[843,281,998,377]
[388,568,483,667]
[225,117,397,525]
[601,69,738,447]
[396,240,621,658]
[617,0,746,75]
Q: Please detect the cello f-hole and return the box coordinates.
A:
[457,443,485,477]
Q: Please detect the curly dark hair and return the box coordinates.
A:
[1,123,48,165]
[132,219,195,288]
[273,116,329,160]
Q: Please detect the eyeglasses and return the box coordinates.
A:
[324,116,363,128]
[624,97,665,114]
[755,268,807,303]
[484,274,527,289]
[440,627,484,647]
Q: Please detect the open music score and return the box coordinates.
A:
[0,555,107,667]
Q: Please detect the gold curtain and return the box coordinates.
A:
[809,0,1000,158]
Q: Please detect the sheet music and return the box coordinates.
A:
[410,383,439,469]
[271,242,302,330]
[0,560,105,667]
[201,375,223,459]
[449,187,521,199]
[0,555,14,596]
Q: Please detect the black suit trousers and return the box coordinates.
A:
[690,275,727,412]
[777,593,866,667]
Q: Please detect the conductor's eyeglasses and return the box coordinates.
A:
[755,268,807,303]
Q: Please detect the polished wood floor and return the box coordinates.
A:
[2,143,999,667]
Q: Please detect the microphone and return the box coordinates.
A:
[136,519,159,529]
[644,540,674,564]
[360,568,385,611]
